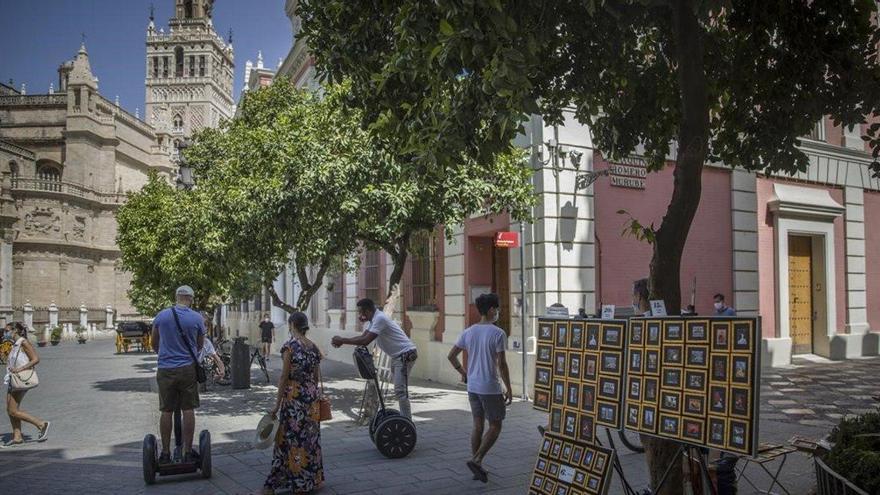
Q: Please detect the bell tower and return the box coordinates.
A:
[145,0,233,158]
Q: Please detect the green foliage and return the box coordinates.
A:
[826,409,880,494]
[49,326,62,341]
[617,210,657,245]
[74,325,87,335]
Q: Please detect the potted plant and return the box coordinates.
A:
[75,325,88,344]
[815,408,879,495]
[49,325,62,346]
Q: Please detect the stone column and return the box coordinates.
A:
[730,169,760,316]
[0,230,13,325]
[48,303,58,327]
[844,186,869,334]
[23,301,33,331]
[105,304,114,330]
[344,270,358,331]
[79,303,88,328]
[443,226,466,343]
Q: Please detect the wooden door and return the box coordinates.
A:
[493,246,511,335]
[788,236,813,354]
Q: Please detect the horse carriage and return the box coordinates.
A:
[115,321,153,353]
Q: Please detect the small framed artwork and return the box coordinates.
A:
[709,385,727,414]
[540,437,552,455]
[550,407,563,434]
[571,446,584,465]
[645,349,660,375]
[587,475,601,492]
[628,376,642,401]
[536,366,552,387]
[659,414,681,438]
[600,351,622,374]
[556,322,570,349]
[566,382,580,409]
[569,353,582,379]
[555,484,569,495]
[532,474,545,491]
[732,321,753,352]
[548,459,561,475]
[544,478,557,494]
[663,344,683,365]
[643,377,659,403]
[552,379,565,405]
[646,321,661,346]
[711,322,730,351]
[554,351,567,376]
[601,324,624,348]
[578,413,595,443]
[537,344,553,365]
[728,420,749,452]
[570,323,584,350]
[581,383,596,412]
[664,321,684,341]
[593,452,608,473]
[662,368,683,388]
[731,354,751,384]
[585,324,600,350]
[573,470,586,488]
[710,354,729,383]
[596,401,619,427]
[641,405,657,432]
[534,388,550,411]
[730,386,751,418]
[684,393,706,417]
[686,320,709,343]
[630,321,644,345]
[583,353,599,381]
[707,416,727,448]
[686,345,709,368]
[561,443,573,463]
[598,376,620,401]
[626,403,640,428]
[682,418,705,443]
[538,323,554,342]
[629,349,644,373]
[582,449,595,471]
[660,390,681,413]
[550,438,563,459]
[563,410,578,439]
[684,369,707,392]
[536,457,548,473]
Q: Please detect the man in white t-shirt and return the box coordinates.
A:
[447,293,512,483]
[331,298,418,418]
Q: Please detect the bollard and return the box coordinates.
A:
[231,336,251,389]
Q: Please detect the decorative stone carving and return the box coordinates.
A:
[72,215,87,240]
[24,207,61,235]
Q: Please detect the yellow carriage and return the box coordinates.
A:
[115,321,153,353]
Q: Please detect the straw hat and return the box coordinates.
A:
[254,413,279,450]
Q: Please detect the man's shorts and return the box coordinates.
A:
[468,392,506,422]
[157,365,199,412]
[261,330,273,343]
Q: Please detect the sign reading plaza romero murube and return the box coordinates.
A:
[533,316,761,457]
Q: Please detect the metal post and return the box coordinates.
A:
[519,221,529,401]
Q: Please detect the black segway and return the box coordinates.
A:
[353,346,416,458]
[143,409,212,484]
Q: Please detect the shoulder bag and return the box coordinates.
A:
[171,307,207,384]
[9,338,39,391]
[316,356,332,421]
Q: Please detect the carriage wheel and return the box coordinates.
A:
[115,335,123,353]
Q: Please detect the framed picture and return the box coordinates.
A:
[643,377,659,403]
[686,320,709,343]
[731,355,751,384]
[552,379,565,405]
[599,376,620,401]
[587,475,601,492]
[730,386,751,418]
[593,452,608,473]
[728,420,749,452]
[583,353,598,381]
[682,418,705,443]
[537,344,553,365]
[554,351,567,376]
[536,366,552,387]
[563,410,578,438]
[662,368,682,388]
[663,344,683,365]
[532,474,545,490]
[573,470,586,488]
[629,349,644,373]
[548,459,561,475]
[550,438,563,459]
[660,390,682,413]
[645,349,660,375]
[596,401,619,427]
[684,393,706,417]
[581,383,596,412]
[711,322,730,351]
[556,322,570,349]
[646,321,661,346]
[550,407,563,434]
[709,385,727,414]
[684,369,707,391]
[600,351,621,374]
[536,457,548,473]
[601,324,623,348]
[544,478,557,494]
[555,484,568,495]
[707,416,727,448]
[628,376,642,401]
[585,324,600,350]
[578,413,595,443]
[540,437,552,455]
[659,414,681,438]
[630,321,644,345]
[582,449,595,471]
[641,405,657,432]
[561,444,573,463]
[570,323,584,350]
[538,322,554,342]
[534,388,550,411]
[626,403,640,428]
[566,382,580,408]
[686,345,709,368]
[569,353,582,379]
[664,321,684,341]
[711,354,729,383]
[571,446,584,465]
[732,321,753,352]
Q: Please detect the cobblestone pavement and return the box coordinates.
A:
[0,339,877,494]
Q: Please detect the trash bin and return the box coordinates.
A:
[231,336,250,389]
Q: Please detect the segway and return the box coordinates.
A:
[353,346,416,458]
[143,409,212,484]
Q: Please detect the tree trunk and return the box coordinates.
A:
[295,261,330,311]
[381,245,409,316]
[643,1,711,494]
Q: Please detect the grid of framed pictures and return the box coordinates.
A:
[622,317,760,456]
[533,318,628,441]
[530,431,615,495]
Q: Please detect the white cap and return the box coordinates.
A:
[175,285,194,297]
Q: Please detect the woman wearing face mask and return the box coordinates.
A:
[3,323,49,447]
[632,278,652,317]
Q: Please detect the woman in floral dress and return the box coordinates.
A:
[264,312,324,494]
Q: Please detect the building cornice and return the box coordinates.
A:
[0,140,36,161]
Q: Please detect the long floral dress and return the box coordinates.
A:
[264,338,324,493]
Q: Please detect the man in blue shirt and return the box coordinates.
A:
[713,293,737,316]
[151,285,205,463]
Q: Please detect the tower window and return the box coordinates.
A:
[37,162,62,191]
[184,0,194,18]
[162,56,169,78]
[174,47,184,77]
[189,55,195,77]
[8,161,18,178]
[152,57,159,78]
[173,114,184,133]
[199,56,206,77]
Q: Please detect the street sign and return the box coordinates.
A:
[494,231,520,248]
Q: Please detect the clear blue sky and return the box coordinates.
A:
[0,0,291,115]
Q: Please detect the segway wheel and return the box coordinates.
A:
[369,408,400,440]
[374,417,417,459]
[199,430,212,479]
[142,434,158,485]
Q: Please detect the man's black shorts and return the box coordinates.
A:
[157,365,199,412]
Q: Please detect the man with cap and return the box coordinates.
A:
[151,285,205,463]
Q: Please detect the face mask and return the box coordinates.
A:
[492,310,500,323]
[632,304,641,314]
[714,302,723,310]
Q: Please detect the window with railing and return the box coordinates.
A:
[7,161,18,178]
[37,163,61,191]
[328,260,345,309]
[364,250,381,304]
[409,234,435,308]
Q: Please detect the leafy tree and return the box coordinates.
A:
[299,0,880,491]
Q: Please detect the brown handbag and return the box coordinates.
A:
[317,364,332,421]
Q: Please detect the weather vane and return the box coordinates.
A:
[149,3,155,21]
